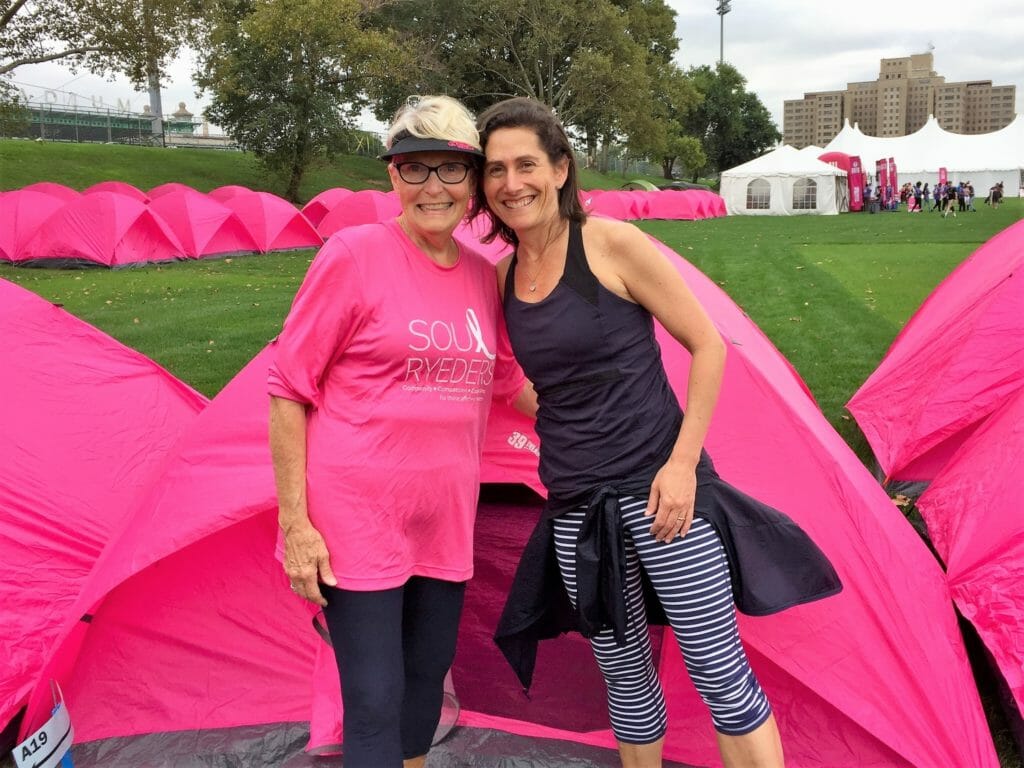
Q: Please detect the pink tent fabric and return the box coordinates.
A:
[588,190,643,220]
[83,181,149,203]
[16,231,996,767]
[916,388,1024,714]
[578,189,604,211]
[220,191,323,253]
[148,190,260,258]
[208,185,253,202]
[21,191,187,267]
[690,190,727,218]
[453,216,512,263]
[20,182,81,203]
[301,187,355,227]
[640,190,700,220]
[847,219,1024,480]
[0,191,67,262]
[316,189,401,238]
[148,182,199,199]
[0,280,206,735]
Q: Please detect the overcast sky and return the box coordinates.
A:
[9,0,1024,135]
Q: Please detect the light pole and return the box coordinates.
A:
[716,1,731,65]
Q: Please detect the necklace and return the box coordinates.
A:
[521,255,547,292]
[519,222,568,292]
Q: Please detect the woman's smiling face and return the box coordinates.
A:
[387,150,474,241]
[482,126,568,235]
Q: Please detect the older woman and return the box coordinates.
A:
[473,97,839,768]
[268,95,529,768]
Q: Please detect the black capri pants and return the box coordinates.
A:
[321,576,465,767]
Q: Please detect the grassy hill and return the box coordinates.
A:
[0,139,673,201]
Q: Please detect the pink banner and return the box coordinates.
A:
[888,157,898,207]
[849,156,864,212]
[875,159,888,208]
[939,167,948,186]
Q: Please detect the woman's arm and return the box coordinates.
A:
[599,221,727,542]
[269,395,336,605]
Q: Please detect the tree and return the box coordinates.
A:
[1,0,200,82]
[2,0,203,137]
[366,0,666,155]
[0,79,29,136]
[625,61,704,179]
[197,0,403,201]
[682,62,780,178]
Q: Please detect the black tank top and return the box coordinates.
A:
[503,221,683,499]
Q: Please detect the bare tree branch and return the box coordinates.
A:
[0,45,108,75]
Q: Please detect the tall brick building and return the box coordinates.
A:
[783,53,1016,148]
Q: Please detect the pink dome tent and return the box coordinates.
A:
[21,192,186,267]
[0,191,67,263]
[588,190,643,220]
[847,219,1024,481]
[13,229,997,767]
[220,191,322,253]
[301,187,355,227]
[82,181,149,203]
[148,182,199,200]
[0,280,207,742]
[640,190,700,220]
[316,189,401,238]
[208,185,253,202]
[20,182,81,203]
[916,387,1024,718]
[148,190,260,259]
[578,188,604,211]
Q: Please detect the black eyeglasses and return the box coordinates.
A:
[394,161,472,185]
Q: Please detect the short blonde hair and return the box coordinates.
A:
[386,95,481,152]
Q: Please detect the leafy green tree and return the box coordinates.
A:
[1,0,200,84]
[367,0,665,153]
[682,62,780,178]
[625,60,704,179]
[2,0,203,138]
[0,79,29,136]
[197,0,402,201]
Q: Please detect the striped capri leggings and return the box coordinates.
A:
[552,496,772,744]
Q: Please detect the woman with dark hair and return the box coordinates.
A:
[472,97,840,768]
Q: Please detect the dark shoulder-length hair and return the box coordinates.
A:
[470,97,586,246]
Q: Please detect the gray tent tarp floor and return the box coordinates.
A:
[68,723,702,767]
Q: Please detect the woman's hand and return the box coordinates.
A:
[645,459,697,543]
[283,521,337,606]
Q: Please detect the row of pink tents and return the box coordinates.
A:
[0,221,1001,765]
[580,188,726,220]
[847,218,1024,725]
[0,182,725,268]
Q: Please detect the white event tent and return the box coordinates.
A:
[720,144,848,216]
[824,115,1024,197]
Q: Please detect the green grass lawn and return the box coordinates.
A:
[638,200,1022,463]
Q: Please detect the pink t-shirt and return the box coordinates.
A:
[269,219,523,590]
